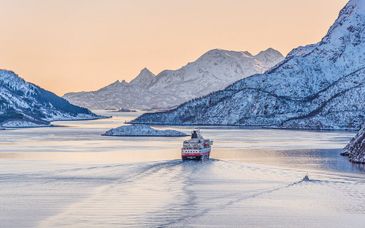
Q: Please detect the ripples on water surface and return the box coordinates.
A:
[1,111,365,227]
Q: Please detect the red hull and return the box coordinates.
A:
[182,152,210,161]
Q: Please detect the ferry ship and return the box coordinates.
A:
[181,130,213,161]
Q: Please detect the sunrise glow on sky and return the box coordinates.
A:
[0,0,348,95]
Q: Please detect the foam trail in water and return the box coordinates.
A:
[37,160,365,227]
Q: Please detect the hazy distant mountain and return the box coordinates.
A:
[0,70,98,128]
[64,48,284,110]
[133,0,365,130]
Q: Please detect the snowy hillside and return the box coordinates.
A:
[64,48,284,110]
[0,70,99,128]
[133,0,365,130]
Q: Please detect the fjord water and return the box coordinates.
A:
[1,111,365,227]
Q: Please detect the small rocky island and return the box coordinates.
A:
[103,124,188,137]
[342,126,365,163]
[114,108,137,113]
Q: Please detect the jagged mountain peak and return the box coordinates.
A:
[255,48,284,64]
[64,47,284,110]
[131,67,155,81]
[196,48,284,62]
[140,67,154,74]
[100,79,128,91]
[111,80,126,86]
[131,0,365,130]
[129,68,155,88]
[257,48,283,57]
[242,51,254,57]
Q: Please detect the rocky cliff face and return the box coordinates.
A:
[342,126,365,163]
[64,48,284,110]
[0,70,98,128]
[132,0,365,130]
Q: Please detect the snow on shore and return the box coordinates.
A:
[103,125,188,137]
[2,120,48,128]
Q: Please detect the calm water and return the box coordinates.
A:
[1,111,365,227]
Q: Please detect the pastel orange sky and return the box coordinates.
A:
[0,0,348,95]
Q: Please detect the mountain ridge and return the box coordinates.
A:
[0,70,99,128]
[64,48,284,110]
[132,0,365,130]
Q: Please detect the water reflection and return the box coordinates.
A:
[1,113,365,227]
[0,111,361,174]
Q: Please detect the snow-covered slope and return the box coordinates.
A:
[64,48,284,110]
[133,0,365,130]
[103,125,187,137]
[0,70,98,128]
[342,125,365,163]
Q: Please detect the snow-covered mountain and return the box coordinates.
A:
[133,0,365,130]
[64,48,284,110]
[0,70,99,128]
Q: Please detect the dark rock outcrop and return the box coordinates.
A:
[342,126,365,163]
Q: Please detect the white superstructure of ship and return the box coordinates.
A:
[181,130,213,161]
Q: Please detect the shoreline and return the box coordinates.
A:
[101,134,188,138]
[1,115,110,130]
[128,122,359,133]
